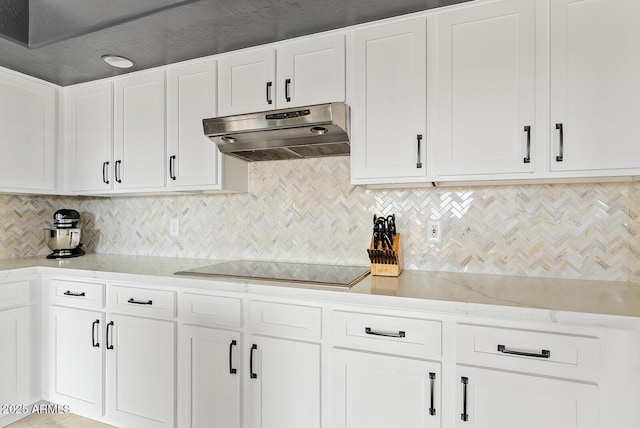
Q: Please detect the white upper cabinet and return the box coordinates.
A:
[167,59,221,189]
[114,69,166,191]
[218,33,345,116]
[0,68,56,192]
[218,48,277,116]
[549,0,640,173]
[276,34,345,107]
[66,81,114,193]
[350,18,428,184]
[434,0,536,178]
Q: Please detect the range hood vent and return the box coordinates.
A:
[202,102,350,162]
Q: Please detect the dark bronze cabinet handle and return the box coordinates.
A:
[429,372,436,416]
[365,327,406,338]
[416,134,423,169]
[461,376,469,422]
[169,155,176,181]
[497,344,550,358]
[115,160,122,183]
[250,344,258,379]
[266,82,273,105]
[523,126,531,164]
[229,340,237,374]
[106,321,114,350]
[92,319,100,348]
[285,78,291,102]
[555,123,564,162]
[102,161,110,184]
[127,298,153,305]
[64,290,86,297]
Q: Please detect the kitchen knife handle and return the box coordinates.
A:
[229,340,237,374]
[250,344,258,379]
[64,290,86,297]
[416,134,423,169]
[169,155,176,181]
[523,126,531,164]
[127,298,153,305]
[115,160,122,183]
[102,161,110,184]
[555,123,564,162]
[266,81,273,105]
[461,376,469,422]
[365,327,405,338]
[285,78,291,102]
[106,321,114,350]
[497,344,550,358]
[92,319,100,348]
[429,372,436,416]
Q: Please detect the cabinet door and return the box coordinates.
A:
[435,0,536,177]
[351,18,428,184]
[550,0,640,172]
[114,69,166,191]
[0,69,55,191]
[218,48,276,116]
[47,306,104,417]
[276,34,345,108]
[332,349,440,428]
[106,314,175,428]
[167,59,222,189]
[178,325,240,428]
[0,307,29,410]
[245,336,320,428]
[66,81,114,192]
[455,366,598,428]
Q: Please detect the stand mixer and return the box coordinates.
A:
[44,209,85,259]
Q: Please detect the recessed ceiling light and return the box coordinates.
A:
[101,54,135,69]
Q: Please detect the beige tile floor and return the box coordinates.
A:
[5,413,115,428]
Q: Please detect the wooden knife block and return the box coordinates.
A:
[369,233,403,277]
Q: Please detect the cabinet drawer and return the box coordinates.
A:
[181,292,242,328]
[249,300,322,340]
[108,285,176,318]
[0,280,29,309]
[332,311,442,358]
[49,278,105,309]
[457,324,600,382]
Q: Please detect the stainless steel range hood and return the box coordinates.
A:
[202,102,350,162]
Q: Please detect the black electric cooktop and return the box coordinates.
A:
[175,260,370,288]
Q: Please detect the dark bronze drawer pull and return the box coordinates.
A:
[364,327,406,338]
[497,344,550,358]
[127,298,153,305]
[64,290,86,297]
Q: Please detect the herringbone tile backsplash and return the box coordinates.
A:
[2,157,639,283]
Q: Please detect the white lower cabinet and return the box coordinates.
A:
[0,307,30,412]
[332,349,440,428]
[105,314,175,428]
[47,306,104,417]
[178,325,241,428]
[455,366,599,428]
[245,335,321,428]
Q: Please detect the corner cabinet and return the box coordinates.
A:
[0,68,56,193]
[217,33,345,116]
[433,0,536,179]
[350,18,429,185]
[549,0,640,174]
[167,59,247,192]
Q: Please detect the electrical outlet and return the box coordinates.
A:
[170,218,179,237]
[427,220,442,243]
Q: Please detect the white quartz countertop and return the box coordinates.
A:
[1,254,639,323]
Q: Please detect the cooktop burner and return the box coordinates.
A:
[175,260,370,287]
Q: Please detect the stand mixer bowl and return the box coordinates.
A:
[45,228,81,251]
